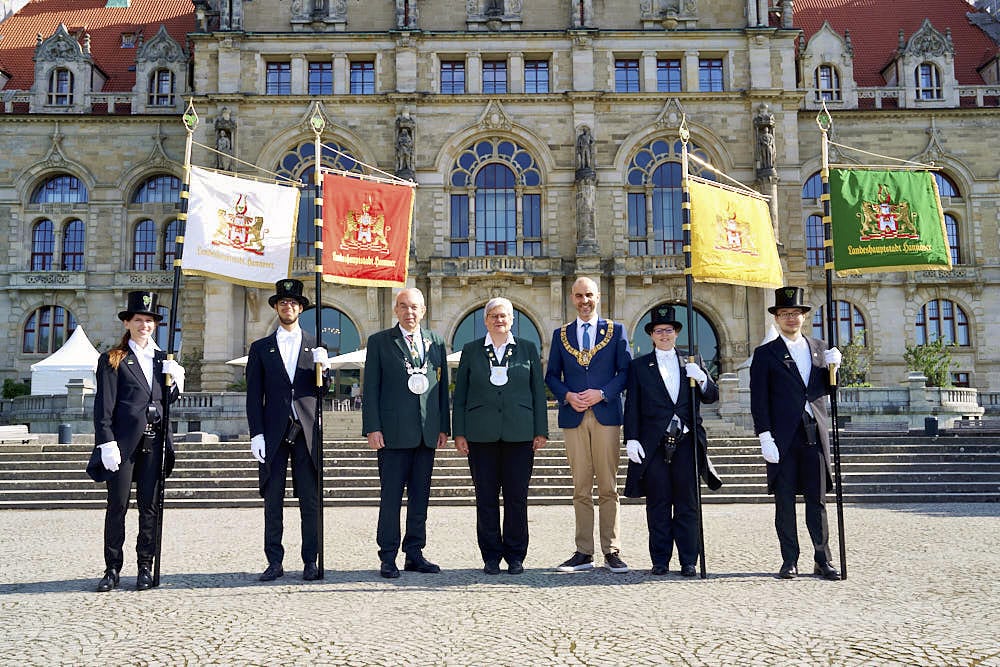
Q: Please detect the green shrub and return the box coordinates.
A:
[2,379,30,399]
[904,338,953,387]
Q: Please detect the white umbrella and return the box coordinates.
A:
[328,348,367,370]
[226,355,248,367]
[447,350,462,367]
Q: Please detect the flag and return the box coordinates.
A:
[321,173,415,287]
[688,177,783,288]
[829,169,951,275]
[182,166,299,287]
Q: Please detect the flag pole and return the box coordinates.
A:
[310,109,327,578]
[818,103,847,580]
[152,100,197,587]
[680,116,708,579]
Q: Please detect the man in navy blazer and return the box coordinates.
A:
[545,276,632,573]
[623,305,721,577]
[246,279,330,583]
[750,286,842,581]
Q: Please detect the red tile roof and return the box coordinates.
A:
[0,0,194,92]
[796,0,1000,86]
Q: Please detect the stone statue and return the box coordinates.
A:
[395,111,416,178]
[754,104,776,177]
[215,107,236,171]
[485,0,504,17]
[575,126,595,174]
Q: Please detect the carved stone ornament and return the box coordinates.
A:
[136,25,186,64]
[905,19,953,58]
[478,100,513,131]
[639,0,697,19]
[35,24,87,63]
[654,98,687,130]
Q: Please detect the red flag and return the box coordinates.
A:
[321,173,415,287]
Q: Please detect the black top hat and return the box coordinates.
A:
[645,304,683,334]
[118,291,163,322]
[268,278,310,308]
[768,286,812,314]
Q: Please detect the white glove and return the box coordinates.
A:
[824,347,842,367]
[161,359,186,394]
[684,362,708,385]
[626,440,645,464]
[312,347,331,369]
[250,434,266,463]
[98,441,121,472]
[759,431,780,464]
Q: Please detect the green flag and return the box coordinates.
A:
[829,169,952,275]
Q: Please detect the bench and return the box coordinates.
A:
[0,424,39,444]
[953,418,1000,435]
[841,420,910,435]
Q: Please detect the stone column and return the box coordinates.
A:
[574,126,598,256]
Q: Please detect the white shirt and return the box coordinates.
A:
[399,324,423,361]
[655,347,680,403]
[781,333,814,417]
[484,332,516,364]
[576,316,599,350]
[128,338,160,389]
[276,326,302,383]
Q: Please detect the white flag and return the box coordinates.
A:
[182,166,300,287]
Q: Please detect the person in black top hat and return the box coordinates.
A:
[90,291,185,592]
[246,279,331,582]
[750,286,843,581]
[623,305,722,576]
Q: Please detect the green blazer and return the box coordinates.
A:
[362,325,450,448]
[452,337,549,443]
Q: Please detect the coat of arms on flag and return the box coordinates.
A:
[829,169,951,275]
[183,166,299,287]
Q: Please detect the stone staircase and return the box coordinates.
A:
[2,434,998,509]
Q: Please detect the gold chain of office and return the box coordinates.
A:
[560,320,616,368]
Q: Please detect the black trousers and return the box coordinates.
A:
[262,434,319,566]
[376,445,436,563]
[103,442,161,571]
[772,425,831,566]
[467,440,535,565]
[643,435,699,568]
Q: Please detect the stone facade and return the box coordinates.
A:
[2,0,998,397]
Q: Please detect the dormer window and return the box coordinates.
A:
[815,64,842,101]
[47,69,73,106]
[149,69,175,106]
[916,63,942,100]
[121,32,137,48]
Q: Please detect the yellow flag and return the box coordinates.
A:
[688,178,783,288]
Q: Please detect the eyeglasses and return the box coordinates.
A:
[277,299,300,307]
[651,327,676,335]
[775,311,805,319]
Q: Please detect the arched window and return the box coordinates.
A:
[452,306,541,353]
[448,139,543,257]
[276,140,361,257]
[163,219,180,269]
[31,175,87,203]
[802,172,823,200]
[915,63,942,100]
[934,173,959,198]
[149,69,175,107]
[944,214,961,265]
[814,64,841,101]
[133,219,157,270]
[625,139,713,256]
[632,304,721,377]
[933,174,962,264]
[31,220,55,271]
[47,68,73,105]
[805,214,824,267]
[61,219,84,271]
[916,299,970,346]
[22,305,77,354]
[811,301,866,345]
[154,305,182,351]
[132,175,182,203]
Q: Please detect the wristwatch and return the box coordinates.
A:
[599,389,606,402]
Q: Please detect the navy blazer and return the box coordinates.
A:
[749,336,834,492]
[544,319,631,429]
[622,350,721,496]
[246,329,328,495]
[91,348,178,481]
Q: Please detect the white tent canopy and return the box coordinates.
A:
[30,327,100,395]
[225,348,367,369]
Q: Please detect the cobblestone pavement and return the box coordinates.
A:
[1,503,998,666]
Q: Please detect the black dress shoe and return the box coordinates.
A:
[302,562,321,581]
[136,566,154,591]
[380,561,400,579]
[507,560,524,575]
[259,563,284,582]
[96,568,119,593]
[778,563,798,579]
[680,564,697,577]
[404,554,441,573]
[814,561,841,581]
[650,564,669,576]
[483,561,501,575]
